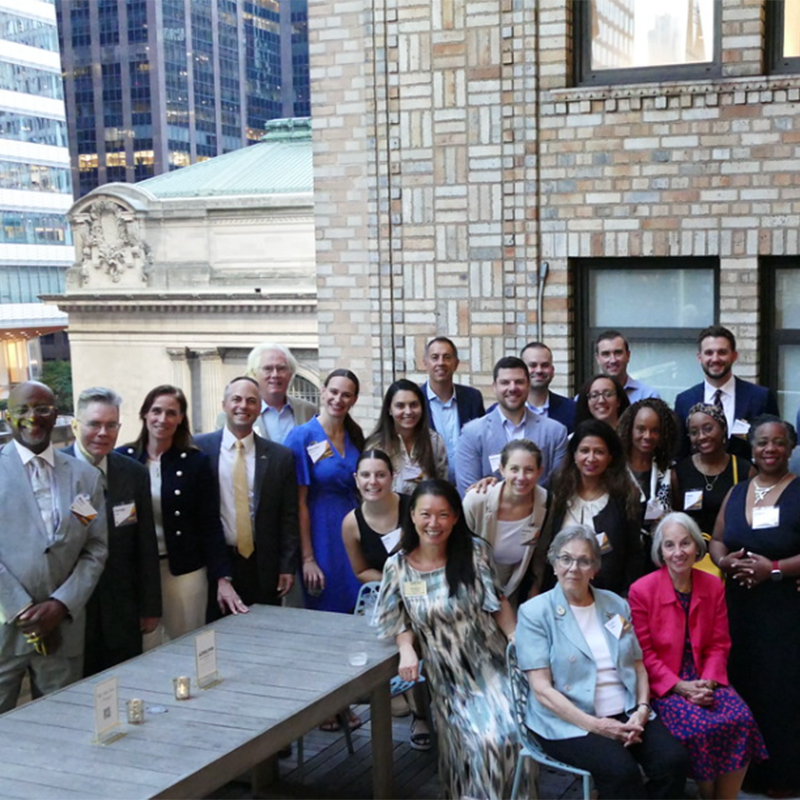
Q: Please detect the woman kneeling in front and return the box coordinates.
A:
[516,524,688,800]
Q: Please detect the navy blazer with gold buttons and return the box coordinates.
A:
[116,444,230,582]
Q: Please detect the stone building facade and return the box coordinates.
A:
[307,0,800,418]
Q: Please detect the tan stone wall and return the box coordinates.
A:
[309,0,798,416]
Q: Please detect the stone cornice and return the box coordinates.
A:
[41,293,317,315]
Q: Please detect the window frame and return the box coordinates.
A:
[767,0,800,75]
[574,257,719,395]
[573,0,723,87]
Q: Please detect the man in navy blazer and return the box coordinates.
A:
[421,336,485,481]
[64,387,161,677]
[521,341,576,433]
[455,357,567,495]
[674,325,779,459]
[196,376,299,613]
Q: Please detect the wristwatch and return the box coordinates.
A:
[770,561,783,582]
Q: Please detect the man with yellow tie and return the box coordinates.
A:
[195,377,299,616]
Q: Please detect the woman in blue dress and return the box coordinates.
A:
[285,369,364,614]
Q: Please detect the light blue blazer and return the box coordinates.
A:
[454,406,567,496]
[516,583,643,740]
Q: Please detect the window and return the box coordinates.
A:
[574,0,721,86]
[761,260,800,421]
[575,258,718,406]
[767,0,800,74]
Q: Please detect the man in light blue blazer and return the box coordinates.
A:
[0,382,107,712]
[455,356,567,495]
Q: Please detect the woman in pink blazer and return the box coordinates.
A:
[629,512,766,800]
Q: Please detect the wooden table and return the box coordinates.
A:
[0,606,398,799]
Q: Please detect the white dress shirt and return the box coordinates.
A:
[704,375,736,438]
[219,427,256,547]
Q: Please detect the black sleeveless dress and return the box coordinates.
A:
[354,494,411,572]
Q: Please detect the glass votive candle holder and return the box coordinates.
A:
[126,698,145,724]
[173,676,191,700]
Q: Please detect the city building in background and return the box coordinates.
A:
[0,0,70,397]
[55,0,310,198]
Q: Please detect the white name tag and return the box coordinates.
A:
[596,531,612,554]
[381,527,402,553]
[113,502,137,527]
[644,498,665,521]
[604,614,624,639]
[403,581,427,598]
[71,493,98,525]
[752,505,780,529]
[683,490,703,511]
[731,419,751,436]
[488,453,502,473]
[306,440,332,464]
[400,463,423,483]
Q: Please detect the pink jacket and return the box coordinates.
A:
[628,567,730,698]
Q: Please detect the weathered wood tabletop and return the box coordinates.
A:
[0,605,398,799]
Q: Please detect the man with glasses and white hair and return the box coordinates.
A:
[0,381,107,710]
[217,343,317,444]
[64,387,161,676]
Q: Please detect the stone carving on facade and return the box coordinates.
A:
[70,199,154,287]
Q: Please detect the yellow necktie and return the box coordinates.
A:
[234,440,254,559]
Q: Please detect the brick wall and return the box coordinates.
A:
[308,0,798,417]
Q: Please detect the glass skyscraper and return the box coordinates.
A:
[0,0,73,303]
[56,0,309,198]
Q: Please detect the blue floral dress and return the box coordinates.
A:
[285,417,360,613]
[651,589,767,781]
[375,538,529,800]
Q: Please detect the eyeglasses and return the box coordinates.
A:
[555,554,594,570]
[587,390,615,401]
[83,421,120,432]
[10,404,55,419]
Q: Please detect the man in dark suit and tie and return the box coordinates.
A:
[64,387,162,676]
[521,341,576,433]
[421,336,485,482]
[674,325,779,458]
[196,376,299,612]
[0,381,107,711]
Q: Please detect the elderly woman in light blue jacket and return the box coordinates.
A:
[516,524,688,800]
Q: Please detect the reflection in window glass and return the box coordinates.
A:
[785,0,800,57]
[589,269,714,328]
[778,345,800,420]
[621,340,700,408]
[775,269,800,328]
[590,0,715,70]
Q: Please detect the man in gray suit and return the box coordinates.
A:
[0,381,107,712]
[64,387,162,677]
[455,357,568,495]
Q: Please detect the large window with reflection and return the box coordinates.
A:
[575,258,718,406]
[574,0,721,86]
[761,260,800,422]
[767,0,800,73]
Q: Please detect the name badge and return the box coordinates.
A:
[403,581,427,598]
[113,502,137,527]
[752,505,779,530]
[70,493,98,525]
[306,440,333,464]
[683,490,703,511]
[731,419,751,437]
[520,525,539,545]
[400,463,423,484]
[596,531,612,554]
[488,453,502,473]
[381,527,402,553]
[604,614,624,639]
[644,498,665,521]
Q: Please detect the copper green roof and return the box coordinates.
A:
[136,118,312,199]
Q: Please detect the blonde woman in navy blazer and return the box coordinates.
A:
[119,385,246,647]
[516,524,687,799]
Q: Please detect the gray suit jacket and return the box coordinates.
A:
[455,407,568,496]
[215,394,317,441]
[0,443,107,659]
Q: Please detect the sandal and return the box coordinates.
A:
[409,713,431,751]
[346,708,363,730]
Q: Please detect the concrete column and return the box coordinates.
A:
[195,347,224,434]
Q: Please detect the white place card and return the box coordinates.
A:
[195,629,221,689]
[93,676,123,744]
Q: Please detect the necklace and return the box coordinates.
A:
[699,471,721,492]
[753,473,788,503]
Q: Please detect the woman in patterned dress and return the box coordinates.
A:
[375,479,525,800]
[364,379,448,495]
[629,512,766,800]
